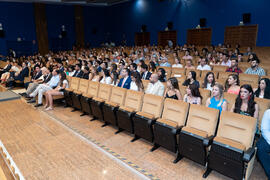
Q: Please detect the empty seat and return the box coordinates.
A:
[171,68,185,78]
[152,99,189,153]
[239,73,259,85]
[223,92,237,111]
[116,90,144,134]
[80,81,100,116]
[199,88,211,106]
[102,87,127,128]
[132,94,164,142]
[174,105,219,166]
[212,65,227,72]
[254,97,270,133]
[64,77,80,107]
[71,79,89,112]
[204,111,257,180]
[90,83,112,122]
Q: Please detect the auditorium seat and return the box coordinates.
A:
[175,75,186,85]
[204,111,257,180]
[201,70,218,80]
[199,88,211,106]
[102,86,126,128]
[174,105,219,166]
[223,92,237,111]
[152,99,189,153]
[254,97,270,133]
[178,84,186,98]
[217,72,236,80]
[80,81,99,116]
[186,69,201,79]
[64,77,80,107]
[160,66,172,78]
[239,73,259,85]
[171,68,185,78]
[142,80,149,90]
[71,79,89,112]
[116,90,144,134]
[212,65,227,72]
[132,94,164,142]
[90,83,112,122]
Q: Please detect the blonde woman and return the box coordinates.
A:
[206,83,228,112]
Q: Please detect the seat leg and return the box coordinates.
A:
[71,108,77,112]
[102,122,109,127]
[90,116,97,121]
[80,112,88,116]
[202,167,212,178]
[173,152,183,163]
[115,128,123,134]
[131,135,140,142]
[150,143,160,152]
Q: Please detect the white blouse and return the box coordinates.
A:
[130,81,139,91]
[100,76,112,84]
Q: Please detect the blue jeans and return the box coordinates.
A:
[256,137,270,179]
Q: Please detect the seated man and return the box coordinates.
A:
[159,57,171,67]
[24,65,43,89]
[256,109,270,179]
[0,60,12,77]
[196,57,211,71]
[245,58,266,76]
[220,53,231,67]
[140,64,152,80]
[6,62,29,88]
[226,59,242,73]
[29,69,60,107]
[145,73,165,96]
[117,68,131,89]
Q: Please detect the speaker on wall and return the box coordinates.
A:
[167,22,173,30]
[243,13,251,24]
[61,30,67,38]
[141,25,147,32]
[200,18,206,27]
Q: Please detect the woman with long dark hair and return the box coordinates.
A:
[100,68,112,84]
[130,71,144,92]
[44,71,68,111]
[225,74,240,95]
[254,78,270,99]
[231,84,258,118]
[183,84,202,105]
[164,77,182,100]
[157,68,166,82]
[202,72,215,90]
[182,71,200,88]
[149,61,157,73]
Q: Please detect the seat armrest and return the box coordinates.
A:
[203,135,215,146]
[243,147,256,163]
[147,118,157,125]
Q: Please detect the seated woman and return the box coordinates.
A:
[206,83,227,112]
[149,61,157,73]
[182,71,200,88]
[231,84,258,118]
[172,57,183,68]
[225,74,240,95]
[110,71,119,86]
[100,69,112,84]
[254,78,270,99]
[202,72,215,91]
[89,67,100,82]
[164,77,182,100]
[130,71,144,92]
[44,71,68,111]
[183,84,202,105]
[157,67,166,82]
[1,62,19,83]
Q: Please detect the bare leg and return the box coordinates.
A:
[44,92,49,108]
[46,91,62,110]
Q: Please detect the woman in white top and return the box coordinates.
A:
[254,78,270,99]
[130,71,144,92]
[172,57,183,68]
[44,71,69,111]
[202,72,215,91]
[89,67,100,82]
[183,84,202,105]
[100,68,112,84]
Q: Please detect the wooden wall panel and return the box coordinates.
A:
[187,28,212,46]
[135,32,150,46]
[158,31,177,47]
[74,5,85,48]
[34,3,49,55]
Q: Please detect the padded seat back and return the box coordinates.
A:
[66,76,72,83]
[142,80,149,90]
[212,65,227,72]
[199,88,211,105]
[141,94,164,118]
[186,69,201,78]
[201,70,217,79]
[109,86,127,106]
[255,97,270,131]
[97,83,112,101]
[186,104,219,137]
[175,76,186,85]
[86,81,100,97]
[77,79,89,93]
[171,68,185,77]
[161,99,189,126]
[70,77,80,90]
[239,74,259,84]
[123,90,144,112]
[218,72,236,80]
[217,111,257,149]
[223,92,237,111]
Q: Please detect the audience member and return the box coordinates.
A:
[145,73,165,96]
[226,59,242,73]
[254,78,270,99]
[164,77,182,100]
[202,72,215,91]
[225,74,240,95]
[117,68,131,89]
[130,71,144,92]
[183,84,202,105]
[182,71,200,88]
[172,57,183,68]
[196,57,211,71]
[206,83,227,112]
[140,64,151,80]
[245,58,266,76]
[157,68,166,82]
[100,68,112,84]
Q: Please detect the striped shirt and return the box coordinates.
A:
[244,67,266,76]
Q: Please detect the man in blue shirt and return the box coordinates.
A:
[159,57,171,67]
[29,69,60,107]
[256,109,270,179]
[117,68,131,89]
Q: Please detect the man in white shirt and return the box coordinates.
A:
[257,109,270,178]
[145,74,165,96]
[196,57,211,71]
[220,54,231,67]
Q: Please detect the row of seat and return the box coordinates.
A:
[63,76,261,179]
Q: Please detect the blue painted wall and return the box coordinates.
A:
[106,0,270,46]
